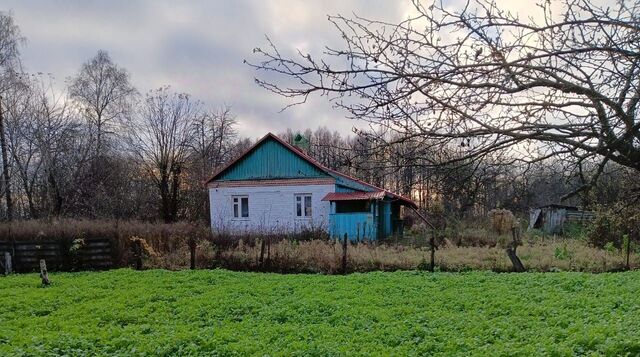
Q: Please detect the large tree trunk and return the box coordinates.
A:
[0,96,13,221]
[506,227,526,272]
[169,166,181,222]
[47,171,63,217]
[159,174,171,223]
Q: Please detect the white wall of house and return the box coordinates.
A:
[209,183,334,234]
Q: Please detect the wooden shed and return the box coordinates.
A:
[528,204,595,234]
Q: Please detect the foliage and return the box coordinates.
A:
[1,269,640,355]
[587,204,640,249]
[554,243,573,261]
[562,222,588,240]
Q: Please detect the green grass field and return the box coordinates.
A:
[1,269,639,356]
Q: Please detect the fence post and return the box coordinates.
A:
[259,239,266,267]
[266,237,272,268]
[39,259,50,285]
[429,230,436,272]
[133,239,143,270]
[342,233,348,274]
[189,238,197,270]
[4,252,11,275]
[625,235,631,271]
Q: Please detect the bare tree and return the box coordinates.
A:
[186,105,237,220]
[69,50,136,157]
[3,73,40,217]
[30,77,93,217]
[251,0,640,199]
[192,105,237,179]
[0,11,24,221]
[126,87,199,222]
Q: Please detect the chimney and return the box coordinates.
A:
[293,133,310,153]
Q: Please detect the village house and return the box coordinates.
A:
[206,133,416,240]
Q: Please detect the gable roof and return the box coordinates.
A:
[206,133,416,208]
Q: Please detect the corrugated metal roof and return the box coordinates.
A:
[321,191,387,202]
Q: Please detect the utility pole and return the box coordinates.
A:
[0,96,13,221]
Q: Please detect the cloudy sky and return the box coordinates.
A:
[3,0,538,139]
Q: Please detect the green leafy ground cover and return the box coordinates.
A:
[1,269,639,356]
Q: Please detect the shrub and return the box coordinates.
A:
[586,204,640,249]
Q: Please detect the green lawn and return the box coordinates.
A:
[1,269,639,356]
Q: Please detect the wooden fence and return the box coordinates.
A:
[0,238,112,273]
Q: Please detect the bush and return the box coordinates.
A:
[586,204,640,249]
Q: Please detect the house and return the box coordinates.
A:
[528,204,596,234]
[206,133,417,240]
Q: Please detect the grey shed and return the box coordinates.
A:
[529,204,595,234]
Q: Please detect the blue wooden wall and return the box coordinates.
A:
[382,201,392,237]
[216,139,330,180]
[330,213,377,241]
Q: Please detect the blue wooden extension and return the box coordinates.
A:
[330,213,377,242]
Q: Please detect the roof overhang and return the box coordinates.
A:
[322,191,417,208]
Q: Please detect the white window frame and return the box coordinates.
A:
[232,195,249,219]
[294,193,312,218]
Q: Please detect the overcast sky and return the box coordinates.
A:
[3,0,546,139]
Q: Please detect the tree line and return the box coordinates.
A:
[0,3,636,225]
[280,127,635,219]
[0,12,250,222]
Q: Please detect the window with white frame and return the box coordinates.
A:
[295,194,312,218]
[232,196,249,218]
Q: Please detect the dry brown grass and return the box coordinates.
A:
[0,219,637,273]
[148,237,638,274]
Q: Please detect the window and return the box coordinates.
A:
[295,194,312,218]
[233,196,249,218]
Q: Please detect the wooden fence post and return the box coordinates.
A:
[134,239,143,270]
[39,259,50,285]
[625,235,631,271]
[4,252,11,275]
[189,238,197,270]
[429,230,436,272]
[266,237,271,267]
[259,239,266,267]
[342,233,348,274]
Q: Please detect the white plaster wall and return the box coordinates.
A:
[209,184,334,234]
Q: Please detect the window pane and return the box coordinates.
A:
[296,201,302,217]
[241,197,249,217]
[233,203,238,218]
[304,196,312,217]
